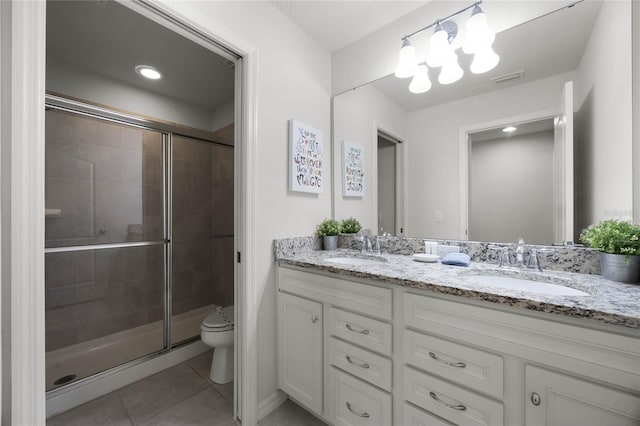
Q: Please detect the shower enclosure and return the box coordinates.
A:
[44,97,234,391]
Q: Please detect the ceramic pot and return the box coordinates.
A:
[599,252,640,283]
[323,235,338,251]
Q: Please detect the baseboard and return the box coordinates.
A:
[46,341,209,418]
[257,389,288,421]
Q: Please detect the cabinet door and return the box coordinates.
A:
[526,365,640,426]
[277,292,323,415]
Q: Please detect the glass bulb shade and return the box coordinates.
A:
[409,65,432,94]
[438,54,463,85]
[427,29,455,68]
[470,45,500,74]
[394,44,418,78]
[463,12,495,54]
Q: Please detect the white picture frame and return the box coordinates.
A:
[289,119,323,194]
[342,140,364,197]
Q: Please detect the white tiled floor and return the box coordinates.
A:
[47,350,326,426]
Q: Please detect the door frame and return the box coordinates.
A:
[4,1,258,425]
[376,130,407,236]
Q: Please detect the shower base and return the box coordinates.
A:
[46,304,216,391]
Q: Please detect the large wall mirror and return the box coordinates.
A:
[332,0,634,245]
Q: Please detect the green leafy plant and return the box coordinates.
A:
[316,218,341,237]
[580,219,640,259]
[341,217,362,234]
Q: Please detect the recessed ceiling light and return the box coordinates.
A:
[135,65,161,80]
[503,126,517,133]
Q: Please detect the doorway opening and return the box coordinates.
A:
[44,0,243,420]
[377,131,404,236]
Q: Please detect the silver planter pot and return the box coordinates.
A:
[323,235,338,251]
[599,252,640,283]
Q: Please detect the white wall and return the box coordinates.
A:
[332,84,407,233]
[211,99,234,132]
[47,59,221,132]
[179,1,332,411]
[574,0,633,233]
[407,71,575,239]
[469,130,554,244]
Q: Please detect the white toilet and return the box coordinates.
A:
[200,305,234,384]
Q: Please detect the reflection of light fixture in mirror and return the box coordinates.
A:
[394,38,418,78]
[409,64,432,93]
[426,21,457,68]
[463,4,495,54]
[471,45,500,74]
[439,54,464,84]
[503,126,517,133]
[394,1,499,92]
[135,65,162,80]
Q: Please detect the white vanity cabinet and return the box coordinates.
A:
[277,267,393,425]
[403,291,640,426]
[277,292,323,415]
[277,265,640,425]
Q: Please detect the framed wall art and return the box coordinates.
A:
[342,140,364,197]
[289,119,323,194]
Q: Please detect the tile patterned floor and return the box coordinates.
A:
[47,350,326,426]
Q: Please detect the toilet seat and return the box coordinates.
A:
[202,305,234,331]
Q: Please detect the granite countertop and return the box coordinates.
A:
[277,249,640,330]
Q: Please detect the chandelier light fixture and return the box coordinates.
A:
[394,1,499,94]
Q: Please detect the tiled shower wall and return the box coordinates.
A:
[172,136,234,318]
[45,109,234,354]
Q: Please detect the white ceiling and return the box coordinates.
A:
[271,1,431,52]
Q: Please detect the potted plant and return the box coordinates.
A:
[580,219,640,283]
[317,218,341,250]
[341,217,362,234]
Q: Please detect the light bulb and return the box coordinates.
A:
[394,39,418,78]
[135,65,162,80]
[463,6,495,54]
[470,45,500,74]
[409,64,432,94]
[426,25,454,68]
[438,54,463,85]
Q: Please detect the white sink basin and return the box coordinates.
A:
[325,257,383,266]
[467,275,589,297]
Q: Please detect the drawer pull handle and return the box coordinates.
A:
[346,402,370,418]
[311,315,319,324]
[345,323,370,335]
[429,351,466,368]
[346,355,370,369]
[429,391,467,411]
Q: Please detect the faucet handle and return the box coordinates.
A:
[489,245,511,267]
[527,248,554,272]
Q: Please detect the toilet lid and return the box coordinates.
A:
[203,306,234,329]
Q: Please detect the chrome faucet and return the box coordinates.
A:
[361,235,381,255]
[490,239,554,271]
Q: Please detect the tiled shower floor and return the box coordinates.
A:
[47,350,326,426]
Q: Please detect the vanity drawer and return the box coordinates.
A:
[404,329,503,399]
[328,367,392,426]
[329,337,392,392]
[403,402,456,426]
[329,307,392,356]
[278,267,392,320]
[404,366,503,426]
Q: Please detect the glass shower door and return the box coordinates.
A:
[44,108,166,390]
[170,135,234,345]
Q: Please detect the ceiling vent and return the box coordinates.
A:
[491,70,524,83]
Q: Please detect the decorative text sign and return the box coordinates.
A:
[342,140,364,197]
[289,120,323,193]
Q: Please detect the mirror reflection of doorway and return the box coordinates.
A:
[468,119,554,244]
[377,132,400,236]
